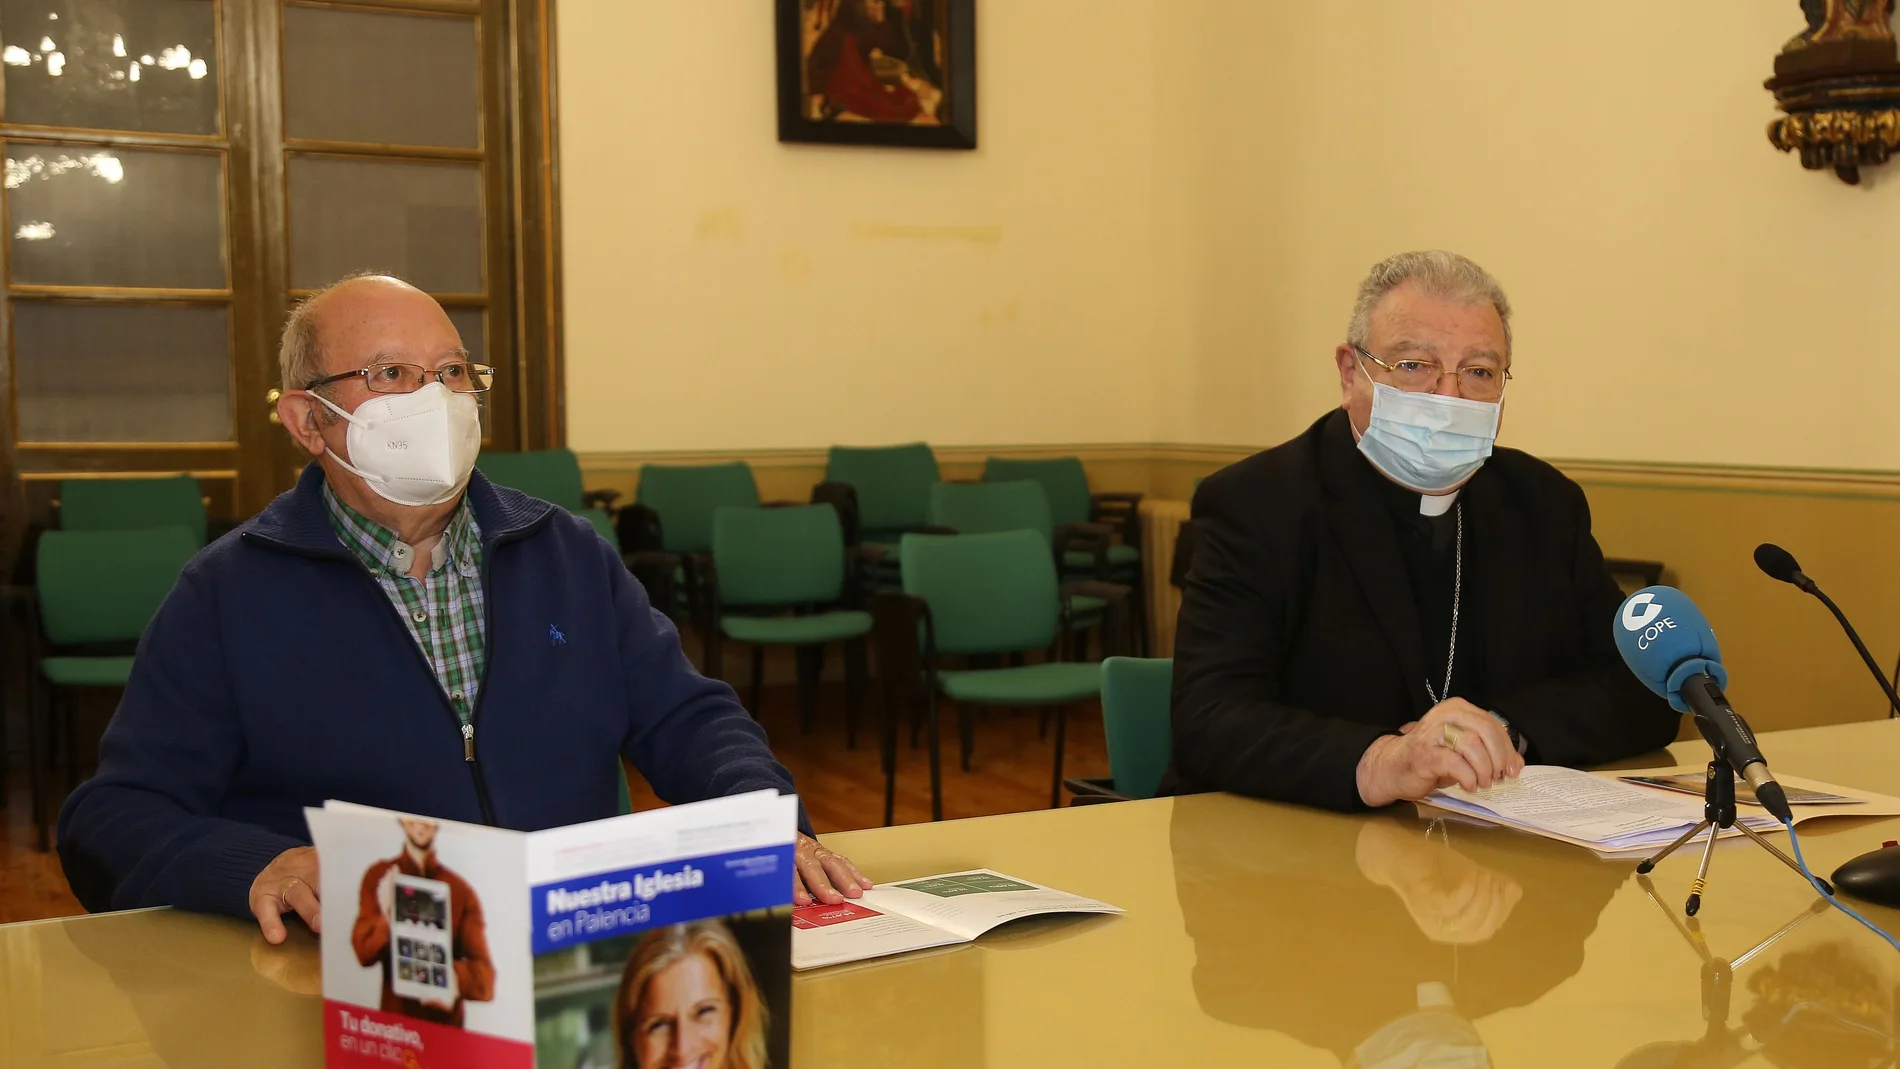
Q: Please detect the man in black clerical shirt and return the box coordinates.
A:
[1169,250,1676,811]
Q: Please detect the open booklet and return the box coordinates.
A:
[306,790,798,1069]
[1424,765,1900,859]
[790,869,1121,970]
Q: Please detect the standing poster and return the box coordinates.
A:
[308,792,799,1069]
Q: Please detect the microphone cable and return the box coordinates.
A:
[1782,819,1900,955]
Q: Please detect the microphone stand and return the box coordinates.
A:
[1805,582,1900,719]
[1635,755,1832,917]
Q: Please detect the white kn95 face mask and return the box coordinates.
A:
[313,382,481,507]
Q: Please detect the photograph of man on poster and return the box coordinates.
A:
[351,817,496,1026]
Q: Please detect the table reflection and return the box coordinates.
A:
[1617,876,1898,1069]
[1172,807,1625,1065]
[58,908,320,1067]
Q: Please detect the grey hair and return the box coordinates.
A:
[278,269,397,395]
[1345,250,1513,357]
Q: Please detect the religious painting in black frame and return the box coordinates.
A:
[776,0,977,150]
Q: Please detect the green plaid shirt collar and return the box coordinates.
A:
[322,485,487,727]
[324,486,482,580]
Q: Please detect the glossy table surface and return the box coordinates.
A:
[10,720,1900,1067]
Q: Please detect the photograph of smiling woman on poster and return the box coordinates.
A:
[615,919,770,1069]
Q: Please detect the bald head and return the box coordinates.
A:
[278,273,461,395]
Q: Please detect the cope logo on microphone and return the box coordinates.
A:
[1620,593,1663,631]
[1621,591,1678,649]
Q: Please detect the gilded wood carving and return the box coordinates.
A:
[1767,1,1900,183]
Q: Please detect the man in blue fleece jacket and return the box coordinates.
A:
[58,274,870,943]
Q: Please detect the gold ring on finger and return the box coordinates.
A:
[1441,724,1462,750]
[279,876,304,910]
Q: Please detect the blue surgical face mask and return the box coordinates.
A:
[1355,364,1502,494]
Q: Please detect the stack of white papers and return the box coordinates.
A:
[1427,765,1784,858]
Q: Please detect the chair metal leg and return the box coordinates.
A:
[794,645,821,735]
[880,669,898,828]
[844,638,867,751]
[748,646,766,717]
[0,623,8,805]
[28,673,47,852]
[62,688,79,809]
[1129,569,1150,657]
[958,701,974,772]
[1050,703,1070,809]
[925,690,943,822]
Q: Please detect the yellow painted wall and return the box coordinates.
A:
[1152,1,1900,469]
[1575,470,1900,734]
[556,3,1900,731]
[556,0,1161,454]
[561,2,1898,467]
[1130,0,1900,732]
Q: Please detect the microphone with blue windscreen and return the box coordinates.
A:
[1612,586,1727,711]
[1613,586,1792,822]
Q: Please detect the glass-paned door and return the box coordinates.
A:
[0,0,558,546]
[276,0,517,481]
[0,0,246,520]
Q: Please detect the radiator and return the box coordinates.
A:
[1141,498,1192,656]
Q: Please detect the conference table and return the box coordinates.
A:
[9,721,1900,1067]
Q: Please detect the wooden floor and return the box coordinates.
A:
[0,681,1109,925]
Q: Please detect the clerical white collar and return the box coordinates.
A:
[1419,489,1460,517]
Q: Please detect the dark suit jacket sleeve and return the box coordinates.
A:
[1171,479,1387,811]
[1486,479,1679,765]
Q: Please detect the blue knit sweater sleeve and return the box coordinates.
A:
[57,554,308,917]
[604,538,809,829]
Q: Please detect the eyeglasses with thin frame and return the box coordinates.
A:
[306,353,497,395]
[1354,344,1510,402]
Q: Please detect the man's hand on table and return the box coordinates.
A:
[793,833,873,907]
[1356,699,1523,808]
[250,846,321,945]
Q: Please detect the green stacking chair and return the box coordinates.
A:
[819,443,941,580]
[707,504,871,745]
[927,479,1052,538]
[636,462,762,555]
[1065,657,1173,803]
[59,475,208,545]
[872,530,1130,823]
[619,462,763,625]
[984,457,1148,652]
[30,526,199,850]
[477,448,619,543]
[925,480,1130,656]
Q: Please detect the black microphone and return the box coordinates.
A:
[1754,543,1900,719]
[1677,673,1793,823]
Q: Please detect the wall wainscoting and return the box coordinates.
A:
[577,445,1900,733]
